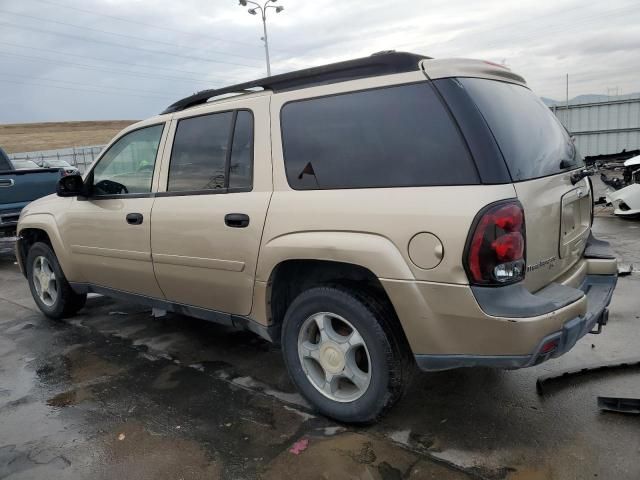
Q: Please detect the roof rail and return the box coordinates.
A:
[161,51,430,114]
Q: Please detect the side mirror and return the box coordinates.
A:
[56,174,85,197]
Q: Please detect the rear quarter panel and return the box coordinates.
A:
[259,74,518,283]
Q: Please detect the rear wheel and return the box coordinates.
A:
[26,242,86,319]
[281,285,412,423]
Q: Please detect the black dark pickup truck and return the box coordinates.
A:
[0,147,65,237]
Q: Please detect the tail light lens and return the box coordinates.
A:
[464,200,526,285]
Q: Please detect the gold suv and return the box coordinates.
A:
[16,52,618,423]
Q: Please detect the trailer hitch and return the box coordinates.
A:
[589,308,609,335]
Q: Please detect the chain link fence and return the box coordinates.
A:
[8,145,106,174]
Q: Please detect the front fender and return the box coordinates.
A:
[17,212,84,282]
[256,231,415,282]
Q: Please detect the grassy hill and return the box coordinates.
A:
[0,120,137,154]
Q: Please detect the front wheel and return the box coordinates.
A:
[281,285,412,423]
[26,242,86,319]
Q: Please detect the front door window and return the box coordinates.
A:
[92,124,164,195]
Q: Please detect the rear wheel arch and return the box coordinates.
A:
[266,259,411,348]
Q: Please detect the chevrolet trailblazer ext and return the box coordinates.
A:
[16,52,617,423]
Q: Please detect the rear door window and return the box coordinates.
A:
[167,110,254,193]
[457,78,584,181]
[280,82,478,189]
[168,112,234,192]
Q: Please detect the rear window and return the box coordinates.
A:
[11,159,40,170]
[458,78,584,181]
[280,82,478,189]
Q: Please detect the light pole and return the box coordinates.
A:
[238,0,284,77]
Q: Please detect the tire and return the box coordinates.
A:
[281,285,413,423]
[26,242,86,320]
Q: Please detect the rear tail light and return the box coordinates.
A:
[540,339,558,354]
[464,200,526,285]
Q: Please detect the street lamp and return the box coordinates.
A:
[238,0,284,76]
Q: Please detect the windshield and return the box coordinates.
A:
[458,78,584,181]
[11,159,40,170]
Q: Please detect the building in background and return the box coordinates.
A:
[548,93,640,161]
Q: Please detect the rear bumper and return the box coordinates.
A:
[380,234,618,371]
[414,273,616,371]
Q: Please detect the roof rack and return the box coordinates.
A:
[161,51,430,114]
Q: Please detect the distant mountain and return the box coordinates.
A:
[541,97,560,106]
[543,93,640,107]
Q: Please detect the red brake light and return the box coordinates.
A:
[492,232,524,261]
[540,339,558,354]
[465,200,526,285]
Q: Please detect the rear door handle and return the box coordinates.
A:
[126,213,144,225]
[0,179,15,187]
[224,213,250,228]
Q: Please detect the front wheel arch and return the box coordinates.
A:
[25,241,86,319]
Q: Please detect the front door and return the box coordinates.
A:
[61,123,168,297]
[151,100,271,316]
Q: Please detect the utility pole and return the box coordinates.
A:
[261,9,271,76]
[238,0,285,77]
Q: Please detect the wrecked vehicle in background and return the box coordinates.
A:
[607,184,640,217]
[600,155,640,191]
[622,155,640,184]
[605,155,640,217]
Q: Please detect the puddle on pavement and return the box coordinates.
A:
[261,432,469,480]
[90,421,222,480]
[47,387,92,407]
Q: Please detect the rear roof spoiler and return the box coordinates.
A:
[421,58,527,86]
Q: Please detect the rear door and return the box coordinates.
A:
[150,96,271,315]
[449,78,591,291]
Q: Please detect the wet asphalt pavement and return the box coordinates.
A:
[1,214,639,480]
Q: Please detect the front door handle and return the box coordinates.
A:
[126,213,144,225]
[224,213,250,228]
[0,179,15,187]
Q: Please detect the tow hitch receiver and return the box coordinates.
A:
[590,308,609,335]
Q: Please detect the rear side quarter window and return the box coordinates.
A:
[280,82,478,190]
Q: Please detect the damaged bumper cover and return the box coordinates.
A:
[415,236,617,372]
[606,183,640,216]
